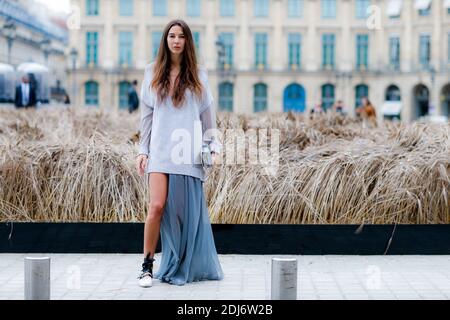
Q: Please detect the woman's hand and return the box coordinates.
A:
[136,154,148,176]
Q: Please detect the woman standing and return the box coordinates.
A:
[356,97,377,128]
[135,19,224,287]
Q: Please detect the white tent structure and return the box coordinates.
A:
[0,63,16,103]
[17,62,50,103]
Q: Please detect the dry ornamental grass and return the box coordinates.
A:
[0,107,448,224]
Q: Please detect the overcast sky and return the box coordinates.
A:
[35,0,71,13]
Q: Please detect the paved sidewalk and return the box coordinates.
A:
[0,254,449,300]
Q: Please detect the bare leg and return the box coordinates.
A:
[143,172,169,259]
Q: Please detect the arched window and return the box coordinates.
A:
[85,81,99,106]
[355,84,369,108]
[321,84,335,111]
[283,83,306,113]
[441,84,450,117]
[254,83,267,112]
[413,84,429,119]
[383,85,402,120]
[119,81,131,109]
[218,82,233,112]
[385,85,401,101]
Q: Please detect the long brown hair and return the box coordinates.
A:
[150,19,203,108]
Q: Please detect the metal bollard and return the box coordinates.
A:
[24,257,51,300]
[271,258,297,300]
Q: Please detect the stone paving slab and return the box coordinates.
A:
[0,254,449,300]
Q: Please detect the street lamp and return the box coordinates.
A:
[215,37,226,76]
[429,65,436,116]
[429,65,436,87]
[70,47,78,107]
[70,47,78,70]
[40,38,52,65]
[215,37,227,111]
[3,21,17,65]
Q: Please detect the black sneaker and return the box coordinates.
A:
[138,253,155,288]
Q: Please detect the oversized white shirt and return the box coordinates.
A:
[138,62,222,182]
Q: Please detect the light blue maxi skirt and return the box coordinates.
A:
[153,173,224,285]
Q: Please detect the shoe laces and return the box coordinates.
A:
[138,253,155,279]
[138,271,153,280]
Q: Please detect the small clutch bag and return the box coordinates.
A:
[201,143,213,169]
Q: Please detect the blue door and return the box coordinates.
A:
[283,83,306,112]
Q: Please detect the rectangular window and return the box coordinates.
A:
[119,0,133,16]
[356,0,371,19]
[288,33,301,69]
[419,34,431,68]
[187,0,201,16]
[389,36,400,70]
[322,33,335,69]
[356,34,369,69]
[321,0,336,18]
[193,31,200,55]
[255,33,268,69]
[152,31,162,59]
[86,31,98,66]
[418,0,431,16]
[418,8,430,16]
[219,83,233,112]
[119,31,133,66]
[220,0,235,16]
[219,33,234,68]
[415,0,432,15]
[254,0,269,17]
[153,0,167,16]
[288,0,303,17]
[86,0,99,16]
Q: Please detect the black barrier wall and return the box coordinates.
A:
[1,223,449,254]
